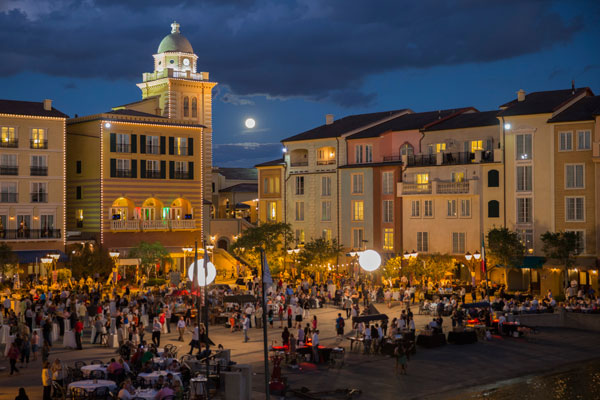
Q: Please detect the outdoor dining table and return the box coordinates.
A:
[138,370,182,384]
[68,379,117,393]
[190,376,208,397]
[0,325,10,344]
[80,364,108,378]
[133,388,158,399]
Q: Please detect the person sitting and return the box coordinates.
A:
[167,360,180,372]
[154,383,175,400]
[154,375,166,390]
[107,358,123,375]
[118,379,135,399]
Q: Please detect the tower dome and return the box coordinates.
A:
[157,21,194,54]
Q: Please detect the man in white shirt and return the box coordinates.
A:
[311,330,320,363]
[177,316,186,341]
[242,315,250,343]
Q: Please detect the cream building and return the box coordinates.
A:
[0,99,68,265]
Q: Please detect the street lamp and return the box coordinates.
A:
[358,250,381,272]
[109,249,120,283]
[40,257,52,279]
[182,246,193,276]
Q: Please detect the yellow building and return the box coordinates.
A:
[0,99,68,266]
[255,159,285,224]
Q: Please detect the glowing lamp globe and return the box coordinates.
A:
[358,250,381,272]
[187,259,217,286]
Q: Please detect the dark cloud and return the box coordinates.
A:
[0,0,589,107]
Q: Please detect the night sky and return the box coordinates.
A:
[1,0,599,167]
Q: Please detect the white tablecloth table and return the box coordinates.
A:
[51,323,60,342]
[191,376,208,397]
[68,379,117,393]
[3,334,15,356]
[108,334,119,348]
[0,325,10,344]
[80,364,108,378]
[133,389,158,399]
[63,331,77,348]
[138,371,182,385]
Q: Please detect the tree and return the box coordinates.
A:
[486,227,525,269]
[541,231,580,290]
[418,253,456,282]
[0,243,18,277]
[70,243,114,278]
[297,238,343,274]
[230,222,293,273]
[128,241,172,277]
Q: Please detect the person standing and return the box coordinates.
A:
[335,313,345,337]
[242,314,250,343]
[255,305,263,329]
[152,318,162,347]
[188,326,199,355]
[74,318,83,350]
[177,316,186,342]
[311,330,320,363]
[42,361,52,400]
[7,341,20,375]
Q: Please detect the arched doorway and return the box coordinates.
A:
[217,238,228,251]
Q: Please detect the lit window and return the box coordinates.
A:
[383,228,394,250]
[295,201,305,221]
[470,140,483,152]
[352,201,364,221]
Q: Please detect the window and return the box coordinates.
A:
[30,128,46,149]
[295,229,305,244]
[559,131,573,151]
[1,127,17,147]
[411,200,420,217]
[146,136,159,154]
[352,174,363,194]
[417,232,429,252]
[174,161,189,178]
[116,159,131,177]
[400,143,413,156]
[352,201,364,221]
[365,145,373,163]
[321,176,331,196]
[382,171,394,195]
[263,177,280,194]
[352,228,364,249]
[416,173,429,185]
[516,166,532,191]
[76,209,84,228]
[488,170,499,187]
[76,186,82,199]
[266,201,277,221]
[460,199,471,217]
[565,164,584,189]
[191,97,198,118]
[517,198,532,223]
[295,201,305,221]
[355,145,363,163]
[452,232,466,254]
[321,201,331,221]
[31,182,47,203]
[322,229,332,241]
[488,200,500,218]
[175,137,188,155]
[516,134,532,160]
[0,182,17,203]
[183,96,189,117]
[428,143,446,153]
[424,200,433,217]
[451,172,464,182]
[383,200,393,223]
[470,140,484,152]
[517,229,534,252]
[383,228,394,251]
[566,197,584,221]
[577,130,591,150]
[1,154,17,175]
[317,147,336,165]
[295,176,304,195]
[566,230,585,254]
[447,199,457,217]
[76,161,82,174]
[116,134,130,153]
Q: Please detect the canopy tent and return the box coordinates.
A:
[234,203,251,209]
[15,250,68,264]
[224,295,256,304]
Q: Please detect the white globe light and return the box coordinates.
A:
[358,250,381,272]
[245,118,256,129]
[187,259,217,286]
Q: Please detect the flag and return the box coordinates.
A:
[481,235,487,274]
[262,252,273,285]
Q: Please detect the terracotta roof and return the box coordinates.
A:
[423,110,499,131]
[281,109,409,142]
[219,183,258,193]
[254,158,285,167]
[498,88,593,116]
[348,108,474,139]
[0,99,68,118]
[548,96,600,123]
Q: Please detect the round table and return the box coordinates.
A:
[138,371,182,384]
[133,389,158,399]
[80,364,108,378]
[68,379,117,393]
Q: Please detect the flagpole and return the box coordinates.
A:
[203,240,210,400]
[259,248,271,400]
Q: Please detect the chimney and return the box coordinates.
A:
[571,80,575,94]
[325,114,334,125]
[43,99,52,111]
[517,89,526,102]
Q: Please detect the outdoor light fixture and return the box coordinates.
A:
[403,251,410,260]
[411,250,418,258]
[206,244,214,251]
[49,253,60,261]
[358,249,381,272]
[109,250,120,258]
[465,252,472,261]
[182,246,193,253]
[187,259,216,286]
[40,257,53,264]
[504,123,511,130]
[473,251,481,260]
[104,122,111,128]
[282,147,287,153]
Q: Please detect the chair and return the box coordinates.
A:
[90,386,109,400]
[90,359,103,365]
[71,387,88,400]
[51,381,66,400]
[90,369,105,379]
[74,361,86,370]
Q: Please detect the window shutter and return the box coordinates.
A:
[169,161,174,179]
[188,161,194,179]
[169,137,174,155]
[110,133,116,152]
[131,134,137,153]
[160,160,166,179]
[188,138,193,156]
[131,159,137,178]
[110,158,116,177]
[140,135,146,153]
[160,136,166,155]
[140,159,146,178]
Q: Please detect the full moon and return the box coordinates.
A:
[245,118,256,129]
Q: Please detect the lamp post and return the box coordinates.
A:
[109,249,120,284]
[287,246,300,278]
[182,246,193,277]
[465,250,482,294]
[40,257,52,280]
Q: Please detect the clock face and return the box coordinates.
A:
[183,58,190,66]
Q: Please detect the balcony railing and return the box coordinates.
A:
[110,219,199,231]
[0,229,61,240]
[290,161,308,167]
[146,144,160,154]
[116,144,131,153]
[30,139,48,149]
[0,166,18,175]
[316,160,335,165]
[383,155,402,162]
[30,166,48,176]
[170,219,197,229]
[173,171,190,179]
[437,181,470,194]
[175,147,188,156]
[402,183,432,194]
[30,192,48,203]
[110,220,140,231]
[115,169,134,178]
[0,139,18,148]
[142,220,169,230]
[0,193,17,203]
[144,170,162,179]
[443,152,473,165]
[407,154,436,167]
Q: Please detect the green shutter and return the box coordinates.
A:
[160,136,166,155]
[188,161,194,180]
[131,159,137,178]
[160,160,166,179]
[131,134,137,153]
[140,135,146,153]
[140,159,146,178]
[110,133,116,152]
[188,138,193,156]
[110,158,116,177]
[169,161,174,179]
[169,137,174,155]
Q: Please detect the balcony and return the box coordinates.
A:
[173,171,190,179]
[0,229,61,240]
[30,192,48,203]
[443,152,473,165]
[110,219,199,232]
[143,68,207,83]
[115,169,134,178]
[399,180,477,196]
[0,166,18,175]
[407,154,436,167]
[144,170,162,179]
[30,166,48,176]
[383,155,402,162]
[116,144,131,153]
[0,193,17,203]
[0,138,18,148]
[30,139,48,149]
[146,144,160,154]
[170,219,197,229]
[290,161,308,167]
[142,220,169,230]
[401,183,432,195]
[110,220,140,231]
[437,181,470,194]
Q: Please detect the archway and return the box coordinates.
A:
[217,238,229,251]
[111,197,135,220]
[171,197,192,219]
[142,197,164,220]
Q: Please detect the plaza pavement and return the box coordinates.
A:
[1,302,599,399]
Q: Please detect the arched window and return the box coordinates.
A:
[488,200,500,218]
[488,169,499,187]
[191,97,198,118]
[183,96,189,117]
[400,143,414,156]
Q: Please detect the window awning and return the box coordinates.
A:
[516,256,546,269]
[15,250,68,264]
